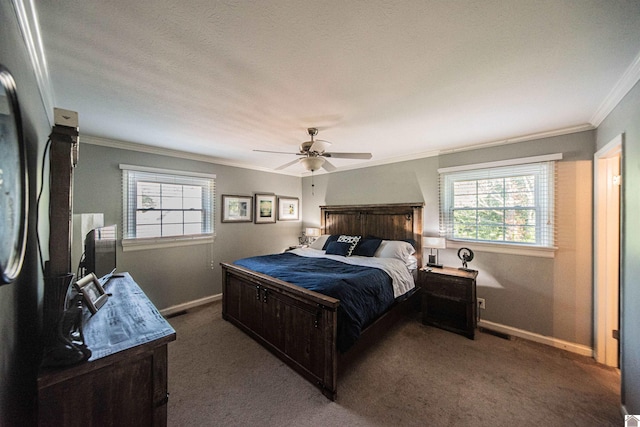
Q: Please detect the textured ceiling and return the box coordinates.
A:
[33,0,640,174]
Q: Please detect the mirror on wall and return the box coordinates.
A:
[0,64,28,284]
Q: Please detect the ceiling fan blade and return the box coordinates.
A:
[275,158,301,170]
[322,159,337,172]
[322,152,372,160]
[310,139,331,153]
[254,149,302,155]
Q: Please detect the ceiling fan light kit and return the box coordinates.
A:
[300,157,325,172]
[255,128,372,172]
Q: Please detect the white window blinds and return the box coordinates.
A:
[121,165,215,242]
[439,157,558,248]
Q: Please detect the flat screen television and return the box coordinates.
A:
[84,224,117,283]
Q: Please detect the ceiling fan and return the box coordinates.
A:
[254,128,372,172]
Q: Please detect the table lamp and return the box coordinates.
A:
[423,237,446,268]
[305,227,321,244]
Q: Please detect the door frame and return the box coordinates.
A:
[593,134,623,366]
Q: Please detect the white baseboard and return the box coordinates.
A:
[478,319,593,357]
[160,294,221,317]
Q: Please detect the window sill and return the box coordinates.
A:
[122,234,214,252]
[445,239,556,258]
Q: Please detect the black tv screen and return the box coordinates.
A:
[84,224,117,281]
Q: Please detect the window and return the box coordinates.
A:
[121,165,215,250]
[439,155,560,249]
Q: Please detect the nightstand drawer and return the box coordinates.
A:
[424,274,471,300]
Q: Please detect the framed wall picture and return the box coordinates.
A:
[254,193,276,224]
[278,196,299,221]
[74,273,109,314]
[221,194,253,223]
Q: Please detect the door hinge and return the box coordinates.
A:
[612,329,619,340]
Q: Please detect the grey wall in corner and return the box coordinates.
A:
[302,131,596,348]
[596,81,640,414]
[73,143,301,310]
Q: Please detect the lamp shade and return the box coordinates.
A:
[423,237,446,249]
[301,157,325,171]
[305,227,321,237]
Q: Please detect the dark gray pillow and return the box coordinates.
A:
[325,241,351,256]
[322,235,340,250]
[352,238,383,257]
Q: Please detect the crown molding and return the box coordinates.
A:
[84,123,593,179]
[301,123,594,176]
[12,0,55,125]
[437,124,595,155]
[591,48,640,126]
[81,135,301,176]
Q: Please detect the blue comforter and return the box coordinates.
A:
[234,252,395,352]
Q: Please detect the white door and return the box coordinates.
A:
[593,135,622,367]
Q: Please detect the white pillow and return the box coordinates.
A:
[374,240,416,261]
[309,234,330,250]
[405,255,418,271]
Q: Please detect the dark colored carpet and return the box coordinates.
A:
[167,302,621,426]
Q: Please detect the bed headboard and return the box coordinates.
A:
[319,203,424,266]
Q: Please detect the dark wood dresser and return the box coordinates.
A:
[37,273,176,426]
[419,266,478,339]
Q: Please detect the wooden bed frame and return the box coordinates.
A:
[221,203,423,400]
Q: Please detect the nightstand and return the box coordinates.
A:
[418,266,478,339]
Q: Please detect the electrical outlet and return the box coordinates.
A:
[477,298,486,310]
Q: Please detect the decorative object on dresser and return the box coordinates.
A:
[254,193,276,223]
[457,247,476,271]
[419,266,478,339]
[221,194,253,223]
[73,273,109,314]
[423,237,446,268]
[38,273,176,426]
[221,203,424,400]
[41,290,92,368]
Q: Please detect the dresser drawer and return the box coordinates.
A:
[424,274,471,300]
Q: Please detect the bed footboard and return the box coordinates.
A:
[221,262,340,400]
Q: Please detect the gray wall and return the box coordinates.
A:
[3,1,635,421]
[1,3,52,424]
[73,144,302,310]
[596,81,640,414]
[302,131,596,347]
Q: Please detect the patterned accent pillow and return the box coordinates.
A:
[337,235,361,256]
